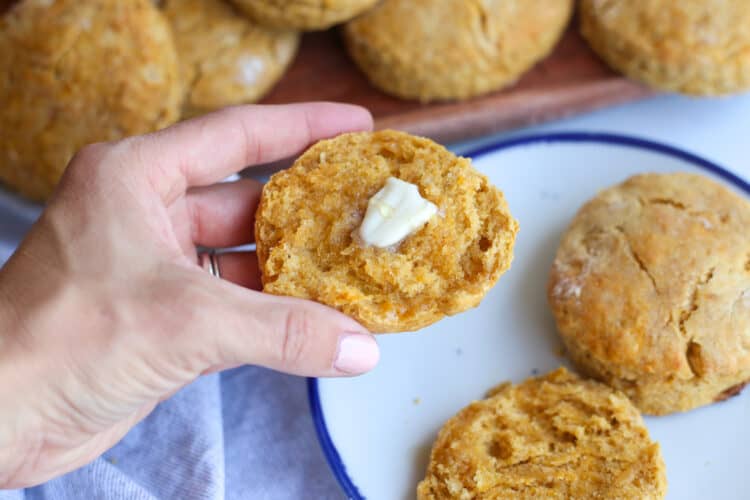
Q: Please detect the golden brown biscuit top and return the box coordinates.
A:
[345,0,571,71]
[582,0,750,58]
[549,173,750,382]
[0,0,181,200]
[417,368,666,499]
[163,0,298,114]
[231,0,377,30]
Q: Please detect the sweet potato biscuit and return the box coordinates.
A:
[417,368,667,499]
[230,0,378,30]
[343,0,574,102]
[163,0,299,116]
[0,0,181,201]
[580,0,750,95]
[255,130,518,333]
[548,173,750,415]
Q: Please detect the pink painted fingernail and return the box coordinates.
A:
[334,333,380,374]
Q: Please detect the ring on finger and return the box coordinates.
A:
[199,249,222,279]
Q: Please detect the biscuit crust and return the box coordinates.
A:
[255,130,518,333]
[0,0,181,201]
[417,368,667,499]
[344,0,573,102]
[230,0,377,30]
[580,0,750,95]
[548,173,750,415]
[164,0,299,116]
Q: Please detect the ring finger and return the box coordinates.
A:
[202,251,262,291]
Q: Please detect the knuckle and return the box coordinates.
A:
[279,308,314,366]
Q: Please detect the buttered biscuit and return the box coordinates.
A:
[255,130,518,333]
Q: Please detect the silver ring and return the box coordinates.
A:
[199,249,221,278]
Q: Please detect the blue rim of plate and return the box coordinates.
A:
[307,131,750,500]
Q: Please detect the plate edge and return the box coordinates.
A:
[307,131,750,500]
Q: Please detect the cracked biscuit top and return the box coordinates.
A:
[580,0,750,96]
[343,0,574,102]
[548,172,750,415]
[163,0,299,117]
[0,0,182,201]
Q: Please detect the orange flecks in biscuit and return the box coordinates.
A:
[255,130,518,333]
[417,368,667,499]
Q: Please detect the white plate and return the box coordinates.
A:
[310,133,750,500]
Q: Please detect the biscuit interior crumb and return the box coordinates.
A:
[255,130,518,332]
[417,368,667,499]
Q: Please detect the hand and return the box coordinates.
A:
[0,103,380,488]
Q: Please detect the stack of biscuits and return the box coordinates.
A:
[2,0,748,201]
[0,0,573,202]
[0,0,303,201]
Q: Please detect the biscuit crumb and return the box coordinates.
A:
[255,130,518,333]
[417,368,667,499]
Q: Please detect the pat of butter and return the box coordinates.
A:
[358,177,438,248]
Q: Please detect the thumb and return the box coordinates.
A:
[195,278,380,377]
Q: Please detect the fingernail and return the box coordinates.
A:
[334,333,380,374]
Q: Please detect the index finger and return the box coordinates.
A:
[124,102,373,203]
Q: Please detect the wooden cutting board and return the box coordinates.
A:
[261,24,655,144]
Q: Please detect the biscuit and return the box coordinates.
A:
[580,0,750,96]
[417,368,667,499]
[229,0,378,31]
[343,0,574,102]
[0,0,181,201]
[163,0,299,116]
[255,130,518,333]
[548,173,750,415]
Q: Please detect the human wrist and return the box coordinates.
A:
[0,283,32,487]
